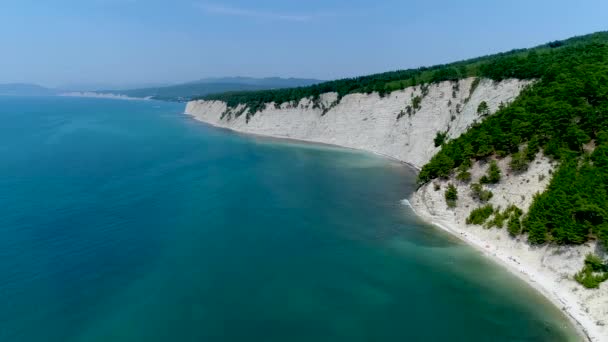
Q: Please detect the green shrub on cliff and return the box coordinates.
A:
[456,170,471,183]
[477,101,490,116]
[470,183,493,202]
[445,183,458,208]
[574,254,608,289]
[509,152,529,172]
[412,96,422,110]
[434,131,448,147]
[468,78,481,100]
[487,205,523,229]
[480,161,501,184]
[507,214,523,236]
[466,205,494,225]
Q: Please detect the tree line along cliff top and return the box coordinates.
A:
[198,31,608,115]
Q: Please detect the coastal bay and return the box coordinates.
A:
[0,98,577,341]
[0,96,581,341]
[185,82,607,341]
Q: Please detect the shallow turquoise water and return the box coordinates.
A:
[0,96,579,341]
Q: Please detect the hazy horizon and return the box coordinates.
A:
[0,76,326,92]
[2,0,607,88]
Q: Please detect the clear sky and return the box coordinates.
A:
[1,0,607,88]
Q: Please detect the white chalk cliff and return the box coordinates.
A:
[185,78,528,168]
[185,77,606,341]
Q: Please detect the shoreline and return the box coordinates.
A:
[184,110,601,342]
[184,111,422,171]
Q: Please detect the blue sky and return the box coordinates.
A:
[1,0,607,88]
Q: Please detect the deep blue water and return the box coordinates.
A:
[0,96,578,341]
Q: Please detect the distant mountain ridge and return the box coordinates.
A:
[0,77,324,100]
[98,77,324,101]
[185,77,323,87]
[0,83,57,96]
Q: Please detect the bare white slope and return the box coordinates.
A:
[185,78,529,169]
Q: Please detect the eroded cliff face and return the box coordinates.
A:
[185,78,531,169]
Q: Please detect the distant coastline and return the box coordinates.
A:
[59,92,151,101]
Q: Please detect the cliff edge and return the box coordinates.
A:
[186,78,528,169]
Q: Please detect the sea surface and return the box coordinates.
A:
[0,96,580,341]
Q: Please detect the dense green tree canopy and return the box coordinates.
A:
[417,35,608,248]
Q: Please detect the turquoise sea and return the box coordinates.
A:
[0,96,579,341]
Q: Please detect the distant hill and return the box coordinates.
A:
[1,78,323,101]
[186,77,323,88]
[98,77,323,101]
[0,83,57,96]
[58,82,171,92]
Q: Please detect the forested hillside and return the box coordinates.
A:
[417,37,608,252]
